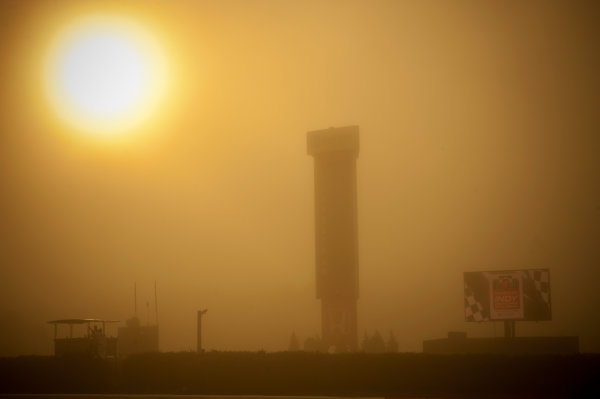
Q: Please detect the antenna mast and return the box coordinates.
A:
[134,282,137,318]
[154,280,159,326]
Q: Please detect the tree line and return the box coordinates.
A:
[289,330,398,353]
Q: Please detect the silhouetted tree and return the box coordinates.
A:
[361,332,369,352]
[387,331,398,352]
[371,331,386,353]
[303,335,326,352]
[288,332,300,351]
[303,337,317,352]
[362,330,386,353]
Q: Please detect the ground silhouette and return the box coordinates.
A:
[1,351,598,397]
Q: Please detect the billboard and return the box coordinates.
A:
[464,269,551,321]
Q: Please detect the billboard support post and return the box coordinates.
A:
[504,320,516,338]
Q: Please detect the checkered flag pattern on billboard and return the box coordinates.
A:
[529,269,550,306]
[464,285,487,321]
[464,269,551,322]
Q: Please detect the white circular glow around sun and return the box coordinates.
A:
[62,33,145,116]
[45,15,168,137]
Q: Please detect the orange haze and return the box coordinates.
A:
[1,0,599,355]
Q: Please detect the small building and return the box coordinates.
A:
[48,318,118,358]
[117,317,158,357]
[423,331,579,355]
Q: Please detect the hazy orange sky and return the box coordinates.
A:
[1,0,599,355]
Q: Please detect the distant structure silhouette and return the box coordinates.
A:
[307,126,359,352]
[118,316,158,356]
[48,318,118,357]
[361,330,386,353]
[118,282,159,357]
[197,309,208,352]
[288,332,300,351]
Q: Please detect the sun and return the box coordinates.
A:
[45,15,169,138]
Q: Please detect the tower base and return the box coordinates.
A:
[321,298,357,352]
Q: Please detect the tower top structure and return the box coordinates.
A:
[307,125,359,157]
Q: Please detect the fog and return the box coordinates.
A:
[1,0,599,355]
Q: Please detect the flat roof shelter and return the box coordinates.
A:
[48,318,119,358]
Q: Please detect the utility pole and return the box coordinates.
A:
[197,309,208,352]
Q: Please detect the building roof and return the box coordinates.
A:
[47,318,119,324]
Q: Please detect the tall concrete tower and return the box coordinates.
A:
[307,126,359,352]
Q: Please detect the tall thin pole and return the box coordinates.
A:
[154,281,159,326]
[134,282,137,318]
[197,309,207,352]
[154,281,159,351]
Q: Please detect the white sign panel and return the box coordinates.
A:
[486,271,524,320]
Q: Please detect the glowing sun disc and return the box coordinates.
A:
[61,32,146,117]
[45,15,168,137]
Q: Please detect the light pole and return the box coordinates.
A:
[197,309,208,352]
